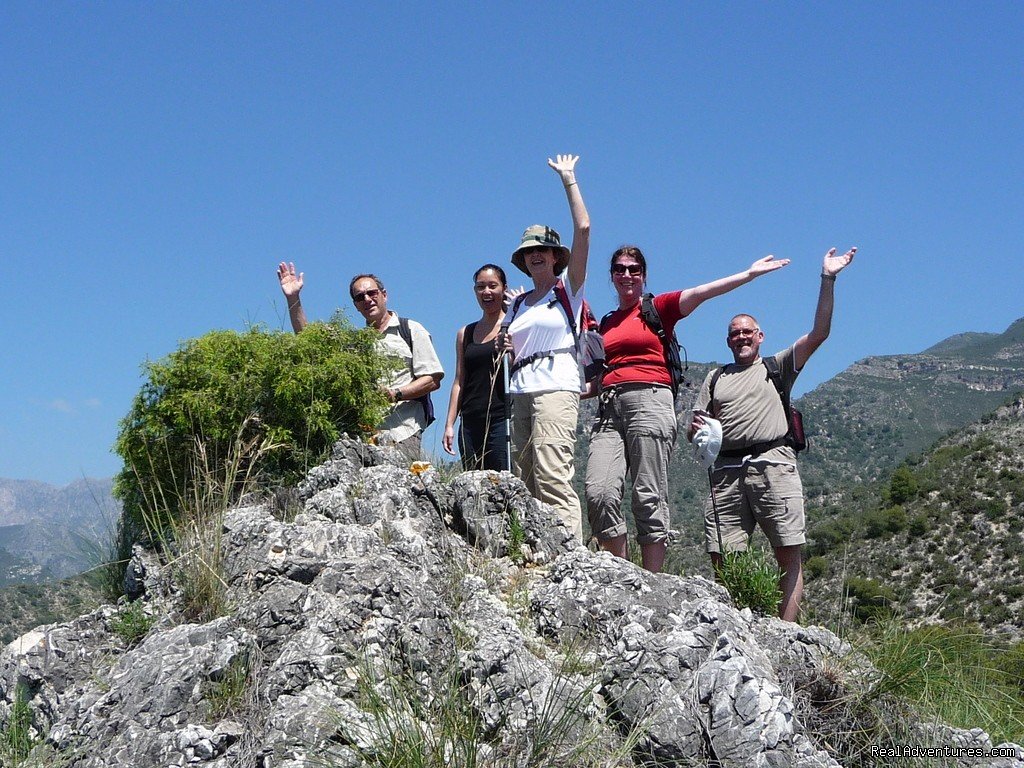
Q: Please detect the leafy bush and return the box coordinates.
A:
[715,548,782,615]
[844,577,897,622]
[886,466,919,505]
[804,555,827,581]
[864,505,907,539]
[114,318,392,556]
[110,600,156,646]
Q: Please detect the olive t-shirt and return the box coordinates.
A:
[694,346,799,466]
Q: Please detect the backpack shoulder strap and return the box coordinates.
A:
[708,366,725,415]
[762,356,791,414]
[506,293,529,326]
[397,316,413,353]
[639,293,666,339]
[552,279,579,341]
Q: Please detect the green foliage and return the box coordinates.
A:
[863,505,907,539]
[0,683,39,766]
[844,577,897,623]
[114,319,392,552]
[109,600,156,647]
[886,466,919,505]
[715,548,782,615]
[205,651,253,720]
[506,507,526,565]
[860,621,1024,745]
[804,555,827,581]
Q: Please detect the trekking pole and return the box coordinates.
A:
[707,467,724,556]
[502,349,513,473]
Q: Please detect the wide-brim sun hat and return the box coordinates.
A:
[511,225,572,276]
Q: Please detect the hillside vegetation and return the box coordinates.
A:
[806,395,1024,634]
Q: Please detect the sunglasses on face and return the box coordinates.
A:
[612,264,643,276]
[352,288,381,303]
[728,327,760,339]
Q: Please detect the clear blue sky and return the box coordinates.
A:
[2,2,1022,485]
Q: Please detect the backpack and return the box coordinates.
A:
[396,317,436,427]
[507,280,605,384]
[708,356,806,453]
[601,293,688,398]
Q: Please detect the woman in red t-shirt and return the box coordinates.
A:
[584,245,788,572]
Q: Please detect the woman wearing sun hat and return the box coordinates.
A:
[502,154,590,542]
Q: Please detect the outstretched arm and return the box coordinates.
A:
[677,255,790,317]
[548,154,590,295]
[793,247,857,370]
[277,262,308,333]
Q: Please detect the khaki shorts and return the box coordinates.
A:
[703,461,805,553]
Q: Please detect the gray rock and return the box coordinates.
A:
[1,435,1019,767]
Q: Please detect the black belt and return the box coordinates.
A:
[718,437,788,459]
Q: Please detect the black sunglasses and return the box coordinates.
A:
[612,264,643,276]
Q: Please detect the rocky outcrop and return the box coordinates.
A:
[1,438,1021,767]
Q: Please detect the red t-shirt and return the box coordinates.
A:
[600,291,684,388]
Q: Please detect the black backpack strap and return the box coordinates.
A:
[397,316,413,352]
[708,366,725,416]
[639,293,664,337]
[762,356,791,417]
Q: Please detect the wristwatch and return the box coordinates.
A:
[394,388,404,402]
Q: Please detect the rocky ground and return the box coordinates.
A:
[1,437,1021,767]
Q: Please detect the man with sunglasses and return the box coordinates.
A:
[277,264,443,460]
[688,247,856,622]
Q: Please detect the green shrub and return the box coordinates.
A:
[844,577,897,622]
[110,600,156,646]
[0,683,39,765]
[113,318,392,561]
[804,555,827,581]
[715,548,782,615]
[886,466,919,505]
[864,505,907,539]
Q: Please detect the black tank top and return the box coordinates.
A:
[460,322,506,419]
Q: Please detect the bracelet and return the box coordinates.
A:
[820,273,836,282]
[564,181,578,188]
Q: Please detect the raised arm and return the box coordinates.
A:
[442,326,467,456]
[677,255,790,317]
[548,154,590,295]
[793,246,857,370]
[277,262,308,333]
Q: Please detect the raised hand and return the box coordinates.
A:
[277,262,304,297]
[503,285,526,311]
[822,247,857,277]
[748,255,791,278]
[547,153,580,185]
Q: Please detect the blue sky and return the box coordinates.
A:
[2,2,1022,485]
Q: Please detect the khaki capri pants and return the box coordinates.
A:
[585,383,677,545]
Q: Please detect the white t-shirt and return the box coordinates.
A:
[507,281,585,395]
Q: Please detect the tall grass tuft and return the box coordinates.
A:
[129,417,282,622]
[0,683,39,766]
[714,547,782,616]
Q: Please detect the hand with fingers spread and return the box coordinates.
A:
[822,247,857,277]
[503,285,526,310]
[277,262,304,298]
[548,153,580,187]
[747,255,791,278]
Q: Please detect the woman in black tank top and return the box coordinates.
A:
[442,265,510,470]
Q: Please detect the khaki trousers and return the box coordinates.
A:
[510,390,582,542]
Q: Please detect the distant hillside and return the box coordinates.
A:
[805,395,1024,636]
[795,317,1024,500]
[0,476,119,585]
